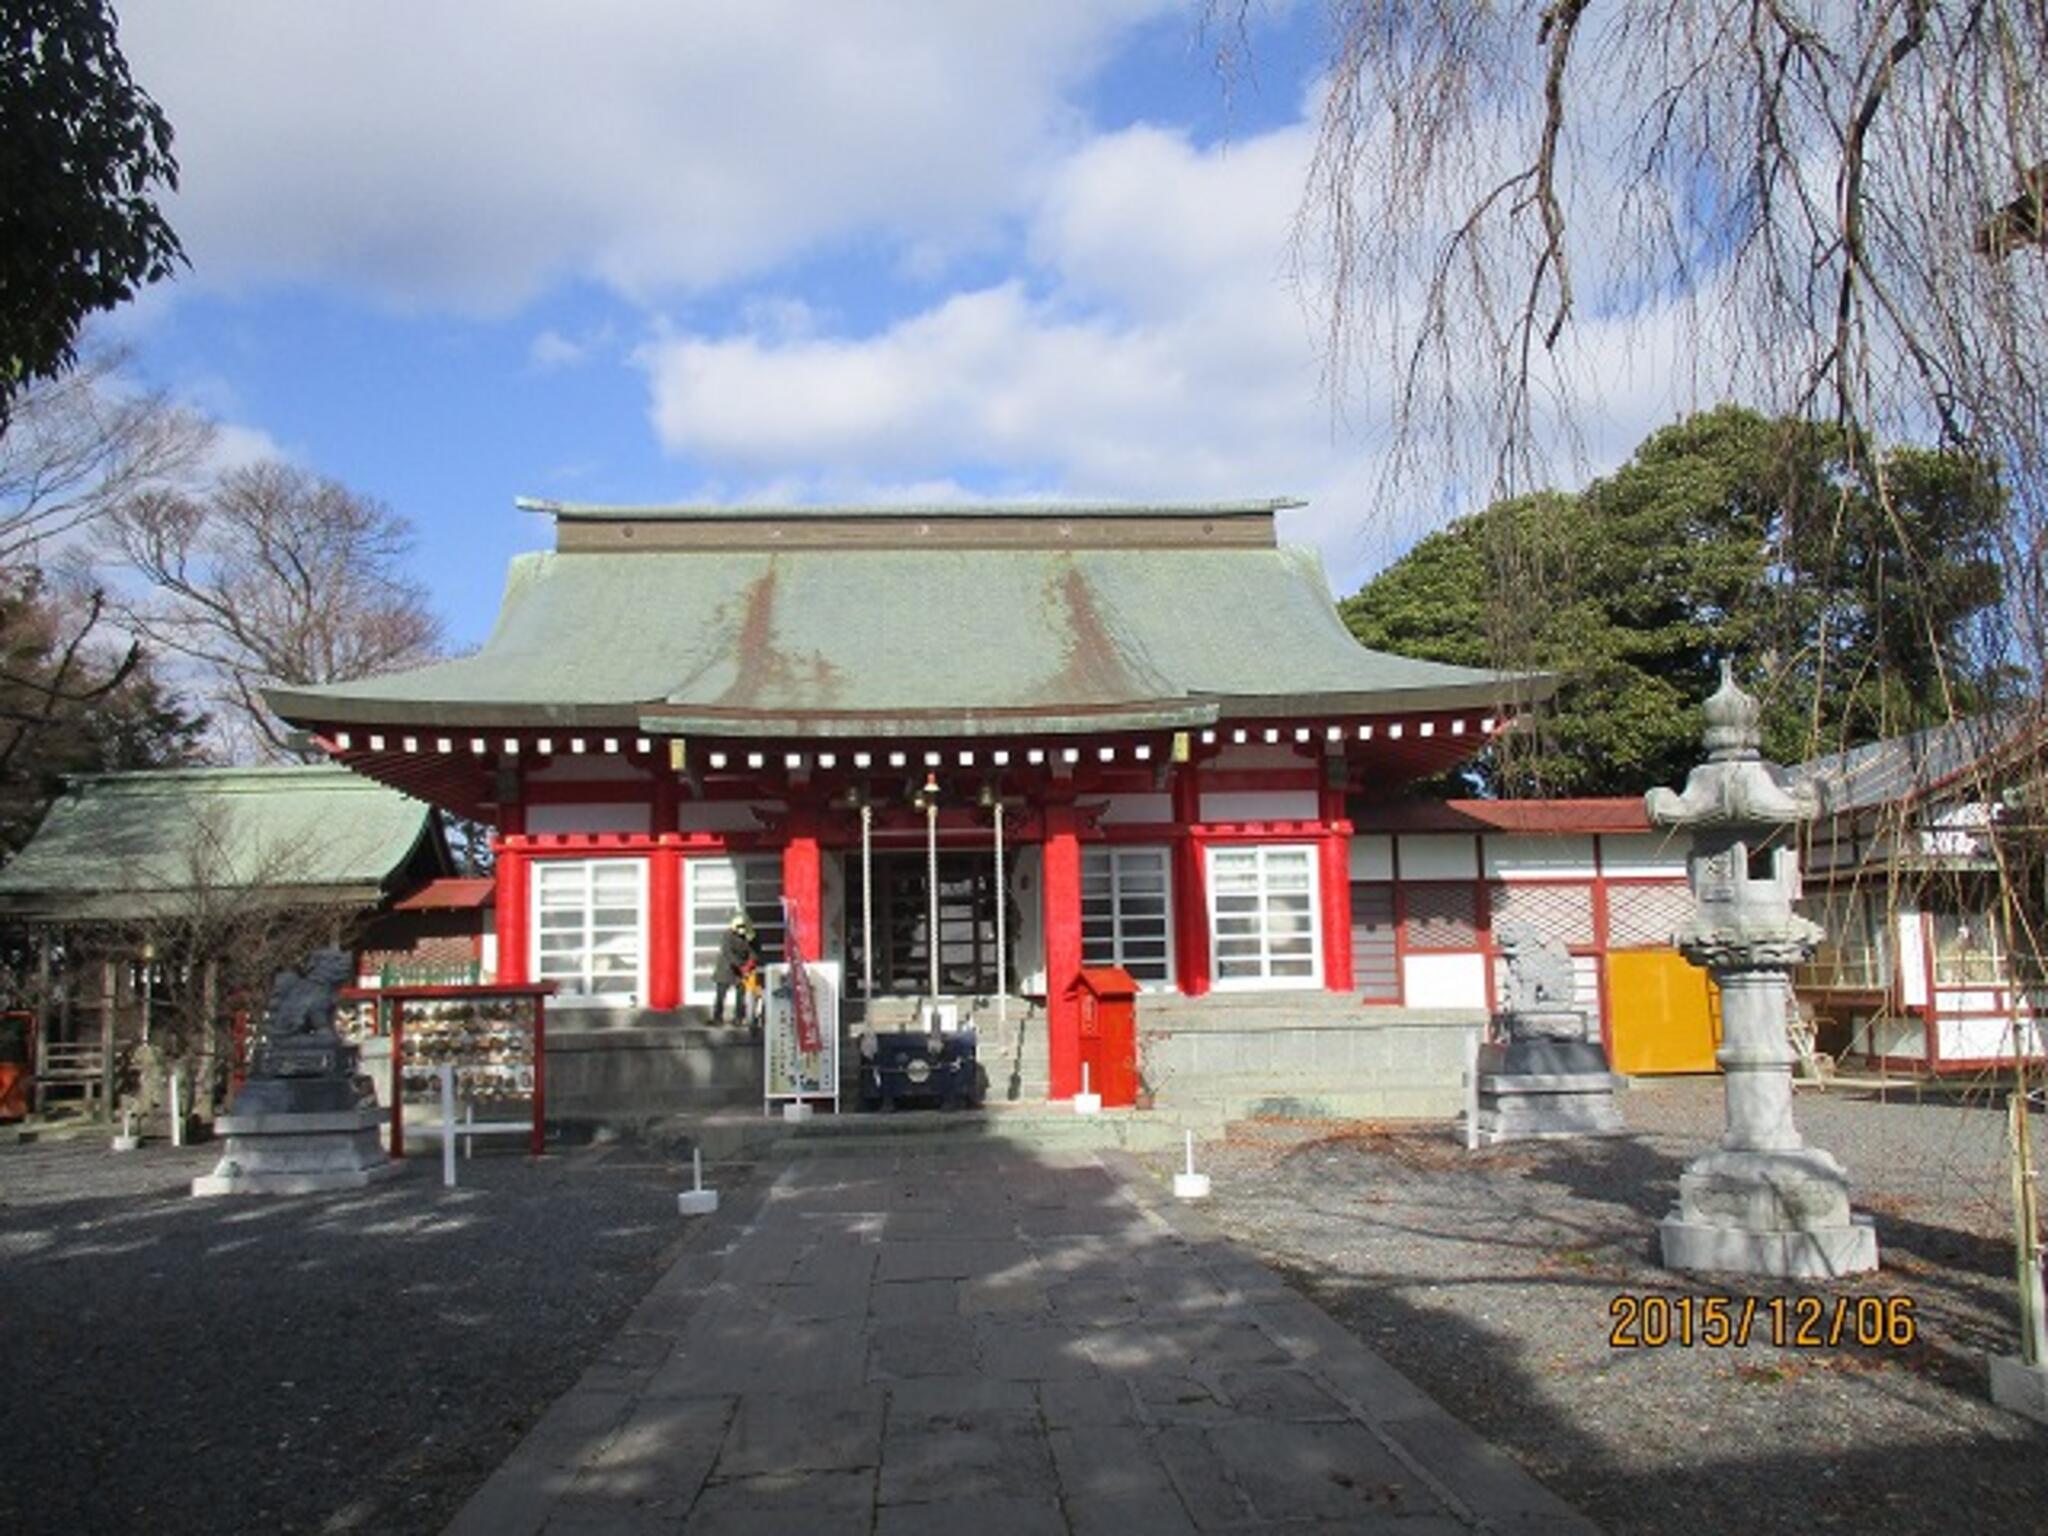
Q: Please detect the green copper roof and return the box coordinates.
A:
[267,542,1535,737]
[0,765,439,921]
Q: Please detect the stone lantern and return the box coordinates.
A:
[1646,664,1878,1277]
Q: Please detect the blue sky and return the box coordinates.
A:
[101,2,1680,651]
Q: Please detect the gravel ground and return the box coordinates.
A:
[0,1132,719,1536]
[1140,1077,2048,1536]
[10,1084,2048,1536]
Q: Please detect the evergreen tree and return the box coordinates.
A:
[1342,407,2007,796]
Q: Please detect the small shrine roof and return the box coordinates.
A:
[1787,713,2035,815]
[268,510,1540,737]
[0,766,440,922]
[1354,798,1655,834]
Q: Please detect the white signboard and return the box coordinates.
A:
[763,960,840,1112]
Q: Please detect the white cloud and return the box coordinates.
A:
[526,323,619,373]
[637,107,1716,595]
[637,119,1397,588]
[119,0,1176,312]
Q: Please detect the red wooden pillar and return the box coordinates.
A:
[1170,763,1210,995]
[782,804,824,961]
[648,839,681,1009]
[1319,785,1355,993]
[1043,799,1084,1100]
[649,769,684,1008]
[493,801,529,985]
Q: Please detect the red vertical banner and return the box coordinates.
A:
[1042,800,1083,1100]
[1318,785,1355,993]
[780,896,821,1054]
[648,840,681,1009]
[1170,763,1210,995]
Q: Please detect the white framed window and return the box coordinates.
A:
[1207,843,1321,988]
[1082,846,1174,988]
[1932,907,2004,986]
[532,858,646,1006]
[684,855,786,1003]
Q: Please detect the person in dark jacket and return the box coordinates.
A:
[711,912,756,1026]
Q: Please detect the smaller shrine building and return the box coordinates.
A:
[266,499,1538,1101]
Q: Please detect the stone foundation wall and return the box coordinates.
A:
[543,1017,760,1124]
[1140,999,1487,1121]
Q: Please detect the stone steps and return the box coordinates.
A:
[652,1100,1226,1161]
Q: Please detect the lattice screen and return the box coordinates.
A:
[1606,882,1695,949]
[1402,882,1478,949]
[1488,882,1595,946]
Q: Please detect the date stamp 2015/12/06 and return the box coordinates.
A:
[1608,1293,1918,1350]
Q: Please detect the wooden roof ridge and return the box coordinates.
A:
[515,496,1307,521]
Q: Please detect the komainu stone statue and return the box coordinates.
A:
[1494,920,1578,1031]
[1472,922,1623,1143]
[264,948,353,1036]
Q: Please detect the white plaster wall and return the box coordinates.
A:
[1485,834,1597,881]
[675,799,782,832]
[1938,1014,2045,1060]
[1599,832,1690,878]
[526,753,647,783]
[1100,792,1173,825]
[1011,846,1045,995]
[1397,834,1478,880]
[1202,789,1319,823]
[1403,951,1488,1009]
[1898,911,1929,1006]
[527,802,652,835]
[1207,743,1313,770]
[481,930,499,983]
[1349,834,1394,881]
[1855,1015,1927,1058]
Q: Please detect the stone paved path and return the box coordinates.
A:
[448,1142,1599,1535]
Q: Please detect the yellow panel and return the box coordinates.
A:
[1607,950,1721,1075]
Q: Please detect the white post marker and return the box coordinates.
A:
[111,1109,140,1153]
[1172,1128,1211,1200]
[1464,1024,1482,1152]
[168,1072,184,1149]
[678,1146,719,1216]
[1073,1059,1102,1116]
[439,1063,457,1189]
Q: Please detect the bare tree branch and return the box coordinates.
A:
[99,461,444,758]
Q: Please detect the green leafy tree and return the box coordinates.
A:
[1,0,184,424]
[1343,407,2007,796]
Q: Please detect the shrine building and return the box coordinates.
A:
[265,499,1548,1109]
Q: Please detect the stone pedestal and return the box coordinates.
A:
[1990,1356,2048,1426]
[1474,1036,1625,1144]
[1659,1147,1877,1277]
[192,1105,400,1196]
[1655,970,1877,1276]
